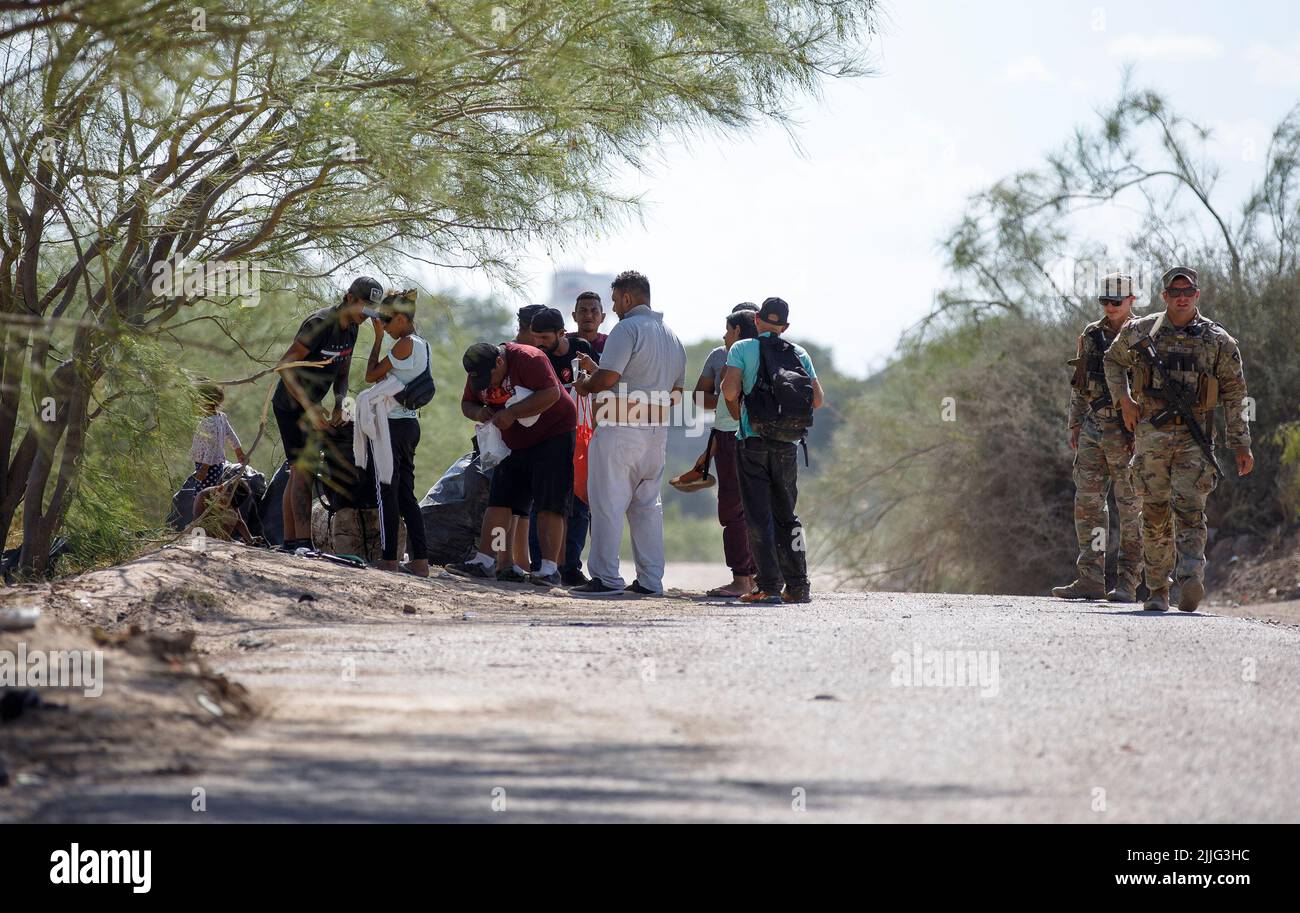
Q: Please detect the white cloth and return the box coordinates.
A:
[505,386,539,427]
[586,423,669,591]
[353,375,404,484]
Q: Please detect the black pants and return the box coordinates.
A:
[736,436,808,594]
[376,418,428,562]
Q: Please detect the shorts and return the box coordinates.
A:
[273,401,322,468]
[488,431,574,517]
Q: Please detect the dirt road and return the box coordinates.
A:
[8,543,1300,822]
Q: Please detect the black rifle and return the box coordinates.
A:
[1084,328,1134,448]
[1131,332,1221,477]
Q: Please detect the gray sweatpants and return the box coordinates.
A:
[586,424,668,591]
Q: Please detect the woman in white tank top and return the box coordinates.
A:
[364,290,431,576]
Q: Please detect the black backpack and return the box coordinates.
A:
[393,338,436,410]
[744,335,815,443]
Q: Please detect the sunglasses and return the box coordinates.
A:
[1098,297,1125,306]
[1163,287,1198,299]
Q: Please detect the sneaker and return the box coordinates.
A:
[560,570,590,588]
[495,565,529,583]
[527,570,562,588]
[446,560,496,580]
[1177,578,1205,613]
[570,579,626,598]
[626,580,662,597]
[782,587,812,604]
[739,590,783,605]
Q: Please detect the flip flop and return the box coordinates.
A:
[670,468,715,493]
[706,585,747,598]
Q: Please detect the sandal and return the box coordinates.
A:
[706,584,747,598]
[670,467,715,493]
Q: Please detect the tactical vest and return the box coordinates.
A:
[1131,322,1219,428]
[1069,326,1119,419]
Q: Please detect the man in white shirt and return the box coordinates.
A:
[572,270,687,596]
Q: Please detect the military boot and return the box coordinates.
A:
[1107,581,1138,603]
[1143,587,1170,612]
[1051,579,1106,600]
[1178,578,1205,613]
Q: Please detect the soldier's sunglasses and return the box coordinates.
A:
[1098,297,1125,306]
[1163,287,1198,298]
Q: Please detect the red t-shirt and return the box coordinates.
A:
[461,343,577,449]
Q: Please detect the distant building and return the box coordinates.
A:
[550,269,616,308]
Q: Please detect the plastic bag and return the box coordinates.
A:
[475,421,512,469]
[573,393,594,503]
[419,452,493,564]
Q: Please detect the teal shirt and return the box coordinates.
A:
[725,332,817,439]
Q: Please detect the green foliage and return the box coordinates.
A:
[2,0,879,572]
[1276,423,1300,524]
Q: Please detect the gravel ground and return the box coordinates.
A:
[14,543,1300,823]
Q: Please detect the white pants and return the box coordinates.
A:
[587,424,668,591]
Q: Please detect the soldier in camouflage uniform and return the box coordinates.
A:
[1103,266,1255,613]
[1052,274,1143,602]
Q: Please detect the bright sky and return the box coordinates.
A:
[433,1,1300,378]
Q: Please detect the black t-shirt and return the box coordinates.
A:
[272,306,358,411]
[545,336,595,391]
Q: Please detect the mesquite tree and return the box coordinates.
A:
[0,0,878,573]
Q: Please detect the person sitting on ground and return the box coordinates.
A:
[362,289,432,577]
[189,381,256,542]
[271,276,378,552]
[449,341,577,586]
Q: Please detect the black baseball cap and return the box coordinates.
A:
[463,342,502,391]
[759,296,790,326]
[347,276,384,305]
[732,302,759,313]
[531,307,566,334]
[517,304,547,328]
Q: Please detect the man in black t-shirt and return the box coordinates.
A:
[530,306,598,389]
[527,307,599,584]
[272,275,379,551]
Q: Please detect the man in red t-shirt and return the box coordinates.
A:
[448,342,577,586]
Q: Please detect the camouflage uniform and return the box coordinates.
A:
[1103,309,1250,595]
[1067,319,1142,593]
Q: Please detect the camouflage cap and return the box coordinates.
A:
[1161,265,1198,289]
[1098,273,1135,300]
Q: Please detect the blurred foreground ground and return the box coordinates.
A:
[3,542,1298,822]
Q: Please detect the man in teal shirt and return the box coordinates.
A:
[721,297,823,604]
